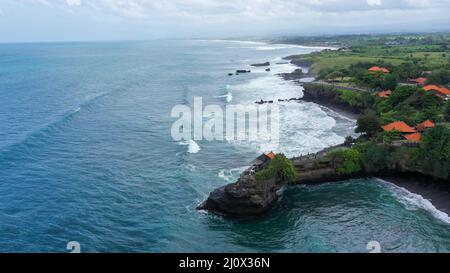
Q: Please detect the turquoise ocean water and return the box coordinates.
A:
[0,40,448,252]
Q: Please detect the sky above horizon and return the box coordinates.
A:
[0,0,449,42]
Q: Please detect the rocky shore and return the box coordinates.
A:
[198,143,448,217]
[198,145,365,217]
[198,50,449,218]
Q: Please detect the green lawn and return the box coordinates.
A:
[288,35,450,74]
[310,54,405,74]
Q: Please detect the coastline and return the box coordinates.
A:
[200,45,449,223]
[315,101,361,120]
[282,50,450,221]
[378,175,450,219]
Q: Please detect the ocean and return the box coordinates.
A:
[0,40,448,252]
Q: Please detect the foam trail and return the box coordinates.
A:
[377,178,450,224]
[218,166,249,182]
[215,91,233,103]
[180,140,201,154]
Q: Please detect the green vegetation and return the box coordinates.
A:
[256,154,299,183]
[376,86,444,125]
[445,101,450,122]
[287,34,449,91]
[327,148,362,175]
[419,126,450,180]
[303,83,375,110]
[426,69,450,85]
[380,130,402,144]
[360,144,397,173]
[356,112,380,137]
[287,34,450,182]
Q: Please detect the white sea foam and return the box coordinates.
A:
[218,166,249,182]
[198,39,266,45]
[180,140,201,154]
[377,178,450,224]
[226,68,353,157]
[215,90,233,103]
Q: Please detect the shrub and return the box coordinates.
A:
[419,126,450,180]
[256,154,299,183]
[362,144,395,173]
[356,112,381,137]
[328,148,362,175]
[445,101,450,122]
[381,130,402,144]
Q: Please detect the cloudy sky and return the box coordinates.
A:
[0,0,449,42]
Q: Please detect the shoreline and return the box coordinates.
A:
[378,175,450,219]
[282,52,450,221]
[199,47,449,221]
[315,100,361,120]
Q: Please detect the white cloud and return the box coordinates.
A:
[367,0,382,6]
[23,0,449,17]
[66,0,81,6]
[5,0,450,41]
[405,0,431,7]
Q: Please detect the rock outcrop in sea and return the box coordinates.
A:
[197,175,282,217]
[251,62,270,67]
[198,145,360,217]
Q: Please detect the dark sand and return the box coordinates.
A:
[318,103,361,121]
[379,175,450,217]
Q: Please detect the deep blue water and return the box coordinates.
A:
[0,40,449,252]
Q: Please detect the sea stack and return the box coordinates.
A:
[197,175,282,217]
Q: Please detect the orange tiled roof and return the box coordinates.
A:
[404,133,422,142]
[377,90,392,98]
[382,121,416,133]
[423,85,450,96]
[265,152,276,160]
[368,66,390,73]
[411,77,427,85]
[416,120,435,131]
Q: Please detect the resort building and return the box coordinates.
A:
[404,133,422,142]
[410,77,427,86]
[250,152,276,171]
[423,85,450,100]
[416,120,435,132]
[382,120,436,143]
[382,121,416,134]
[368,66,390,73]
[377,90,392,98]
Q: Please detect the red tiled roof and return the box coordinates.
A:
[368,66,390,73]
[265,152,276,160]
[404,133,422,142]
[416,120,435,132]
[423,85,450,96]
[382,121,416,133]
[377,90,392,98]
[411,77,427,85]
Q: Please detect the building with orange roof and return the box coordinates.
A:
[377,90,392,98]
[423,85,450,99]
[404,133,422,142]
[416,120,435,132]
[251,152,277,171]
[265,151,276,160]
[382,121,416,133]
[368,66,390,73]
[411,77,427,86]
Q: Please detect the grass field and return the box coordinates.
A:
[289,34,450,74]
